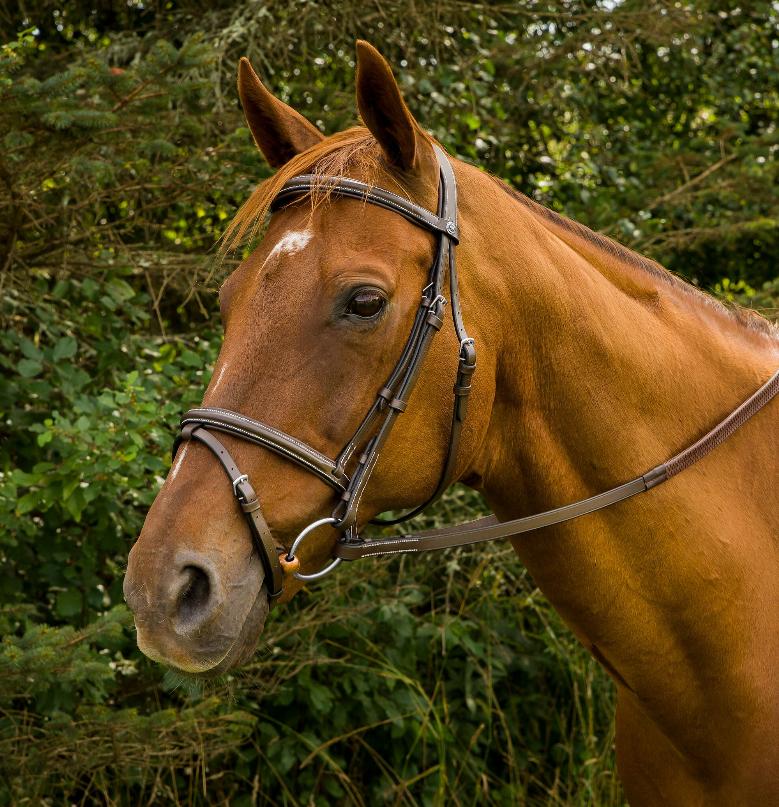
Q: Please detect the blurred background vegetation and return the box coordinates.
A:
[2,1,778,805]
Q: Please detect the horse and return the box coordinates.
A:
[123,41,779,805]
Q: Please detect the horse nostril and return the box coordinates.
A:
[178,565,212,623]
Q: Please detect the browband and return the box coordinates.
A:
[271,175,460,243]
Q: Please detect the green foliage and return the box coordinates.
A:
[0,277,219,622]
[193,0,779,289]
[0,604,130,712]
[1,604,255,806]
[0,21,259,328]
[3,2,779,805]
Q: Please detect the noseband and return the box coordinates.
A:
[173,144,779,610]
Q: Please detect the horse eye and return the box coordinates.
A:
[347,290,386,319]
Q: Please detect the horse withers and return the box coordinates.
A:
[123,42,779,806]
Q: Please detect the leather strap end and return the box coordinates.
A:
[172,423,196,459]
[241,497,261,514]
[458,359,477,377]
[266,586,283,611]
[377,385,393,412]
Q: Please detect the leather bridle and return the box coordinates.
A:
[173,144,779,610]
[173,144,473,607]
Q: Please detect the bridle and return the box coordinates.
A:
[173,144,472,606]
[173,144,779,610]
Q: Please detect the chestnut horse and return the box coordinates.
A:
[124,42,779,805]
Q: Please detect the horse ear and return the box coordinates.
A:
[355,41,422,172]
[237,57,324,169]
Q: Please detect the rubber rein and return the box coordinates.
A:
[173,144,779,608]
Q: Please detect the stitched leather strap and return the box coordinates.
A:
[373,343,476,526]
[178,408,347,491]
[334,366,779,560]
[367,144,476,526]
[335,477,648,559]
[664,367,779,478]
[271,175,460,243]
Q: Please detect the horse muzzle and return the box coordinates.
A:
[123,544,269,676]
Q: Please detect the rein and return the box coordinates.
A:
[173,145,779,608]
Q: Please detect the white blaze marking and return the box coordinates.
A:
[171,442,188,480]
[202,229,311,420]
[211,362,228,394]
[257,228,313,277]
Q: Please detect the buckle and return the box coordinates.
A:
[232,473,249,496]
[459,337,476,365]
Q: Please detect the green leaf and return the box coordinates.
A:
[306,680,333,712]
[464,113,481,131]
[20,339,43,361]
[180,349,202,368]
[16,489,42,515]
[66,488,87,522]
[12,469,40,486]
[128,431,145,449]
[17,359,43,377]
[52,280,70,298]
[53,336,78,361]
[62,477,81,501]
[37,430,53,446]
[56,589,83,617]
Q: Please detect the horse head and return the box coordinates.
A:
[123,43,493,677]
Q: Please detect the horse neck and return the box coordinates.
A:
[459,165,779,711]
[461,168,779,519]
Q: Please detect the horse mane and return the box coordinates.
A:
[492,177,778,338]
[221,128,776,338]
